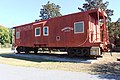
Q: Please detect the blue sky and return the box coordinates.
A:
[0,0,119,28]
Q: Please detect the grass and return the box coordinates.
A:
[0,52,91,72]
[0,51,120,75]
[0,48,11,50]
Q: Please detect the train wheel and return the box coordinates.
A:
[16,47,23,53]
[25,48,29,53]
[34,48,38,53]
[81,48,90,56]
[68,48,76,57]
[67,48,90,57]
[17,49,20,53]
[24,47,30,54]
[75,49,82,56]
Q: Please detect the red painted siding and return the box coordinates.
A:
[14,9,108,49]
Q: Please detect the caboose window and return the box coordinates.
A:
[35,27,41,36]
[16,32,20,39]
[43,26,49,36]
[74,21,84,33]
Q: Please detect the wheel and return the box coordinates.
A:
[73,48,90,57]
[16,47,23,53]
[67,48,76,57]
[81,48,90,56]
[25,48,29,53]
[75,49,82,56]
[34,48,38,53]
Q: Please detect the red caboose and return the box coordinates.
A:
[13,9,109,56]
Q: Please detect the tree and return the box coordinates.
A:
[78,0,113,21]
[39,1,62,20]
[0,26,11,45]
[8,28,12,44]
[108,19,120,46]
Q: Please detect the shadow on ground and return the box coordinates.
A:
[91,62,120,80]
[0,53,93,63]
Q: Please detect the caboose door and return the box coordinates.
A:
[33,23,43,46]
[89,15,101,43]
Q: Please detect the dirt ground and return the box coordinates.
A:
[90,52,120,75]
[0,50,120,76]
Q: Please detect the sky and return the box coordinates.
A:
[0,0,119,28]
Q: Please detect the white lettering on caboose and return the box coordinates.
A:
[61,27,73,32]
[16,25,33,32]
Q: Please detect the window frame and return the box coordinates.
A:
[35,27,41,37]
[43,26,49,36]
[16,32,20,39]
[74,21,84,34]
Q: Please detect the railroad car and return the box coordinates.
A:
[12,9,109,57]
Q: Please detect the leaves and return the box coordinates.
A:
[39,1,62,20]
[108,21,120,45]
[0,26,11,45]
[110,22,120,37]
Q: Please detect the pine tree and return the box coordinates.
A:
[39,1,62,20]
[78,0,113,21]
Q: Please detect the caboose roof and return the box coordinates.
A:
[13,8,107,28]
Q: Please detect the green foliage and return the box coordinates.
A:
[8,28,12,44]
[108,21,120,45]
[108,22,120,38]
[78,0,114,21]
[108,22,116,37]
[0,26,12,45]
[39,1,62,20]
